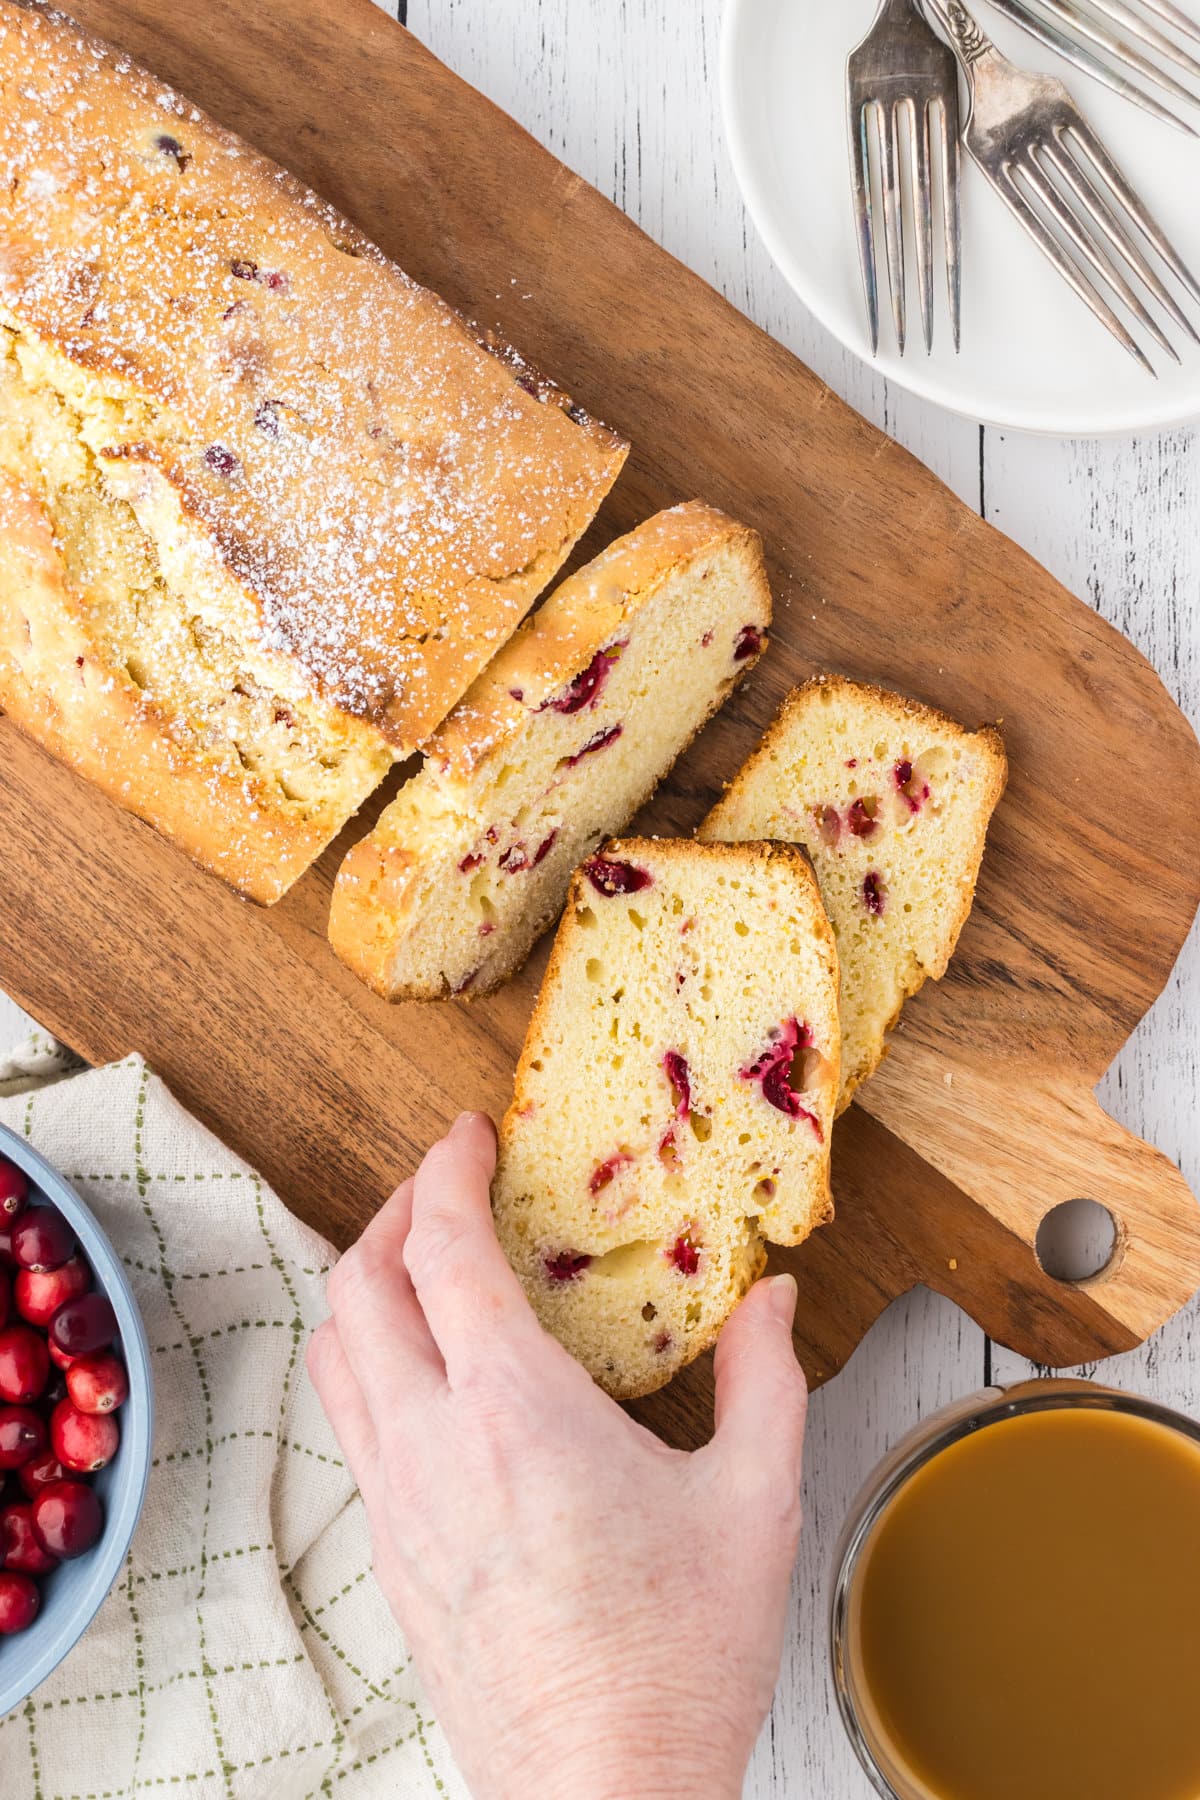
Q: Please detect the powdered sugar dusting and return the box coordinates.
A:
[0,3,627,748]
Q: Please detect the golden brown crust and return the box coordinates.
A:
[0,0,627,749]
[328,508,774,999]
[426,505,767,788]
[703,673,1007,1112]
[329,795,460,999]
[783,677,1007,1007]
[494,835,838,1397]
[713,673,1008,808]
[0,474,351,903]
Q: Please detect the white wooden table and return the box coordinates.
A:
[4,1,1198,1793]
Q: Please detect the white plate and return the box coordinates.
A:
[721,0,1200,434]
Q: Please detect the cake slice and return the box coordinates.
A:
[329,505,772,998]
[700,677,1006,1110]
[491,838,840,1399]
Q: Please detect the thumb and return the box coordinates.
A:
[710,1274,808,1483]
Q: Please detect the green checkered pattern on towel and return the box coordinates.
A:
[0,1045,468,1800]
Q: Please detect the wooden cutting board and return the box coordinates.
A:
[4,0,1200,1449]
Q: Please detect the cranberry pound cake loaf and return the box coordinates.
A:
[330,505,772,998]
[701,677,1006,1110]
[491,838,840,1398]
[0,1,626,901]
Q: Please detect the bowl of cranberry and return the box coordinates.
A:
[0,1123,152,1714]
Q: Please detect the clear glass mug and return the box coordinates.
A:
[828,1378,1200,1800]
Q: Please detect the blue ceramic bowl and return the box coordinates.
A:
[0,1122,153,1716]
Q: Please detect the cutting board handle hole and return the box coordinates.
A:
[1036,1198,1121,1285]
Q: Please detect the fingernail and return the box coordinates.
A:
[450,1110,492,1139]
[768,1273,798,1325]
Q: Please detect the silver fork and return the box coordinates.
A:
[848,0,962,354]
[926,0,1200,371]
[985,0,1200,134]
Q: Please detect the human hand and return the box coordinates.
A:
[307,1112,808,1800]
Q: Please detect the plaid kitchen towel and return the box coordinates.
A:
[0,1040,469,1800]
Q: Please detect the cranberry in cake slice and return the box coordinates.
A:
[491,838,839,1399]
[329,504,772,998]
[700,676,1006,1110]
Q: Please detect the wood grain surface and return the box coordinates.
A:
[3,0,1200,1456]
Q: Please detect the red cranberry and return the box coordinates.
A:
[0,1268,7,1330]
[31,1480,103,1560]
[0,1227,12,1268]
[894,759,930,814]
[230,258,258,280]
[532,830,558,867]
[254,399,282,436]
[498,843,530,874]
[740,1019,824,1138]
[11,1207,76,1272]
[458,851,484,873]
[565,724,622,767]
[583,856,652,897]
[670,1230,701,1277]
[203,443,239,476]
[17,1449,66,1498]
[1,1501,58,1574]
[663,1051,692,1120]
[14,1254,89,1329]
[653,1329,674,1354]
[263,270,289,292]
[589,1152,633,1195]
[51,1399,119,1474]
[0,1406,46,1470]
[47,1338,76,1372]
[847,798,879,839]
[66,1351,128,1416]
[544,1250,591,1283]
[658,1128,680,1169]
[0,1326,49,1405]
[0,1159,27,1222]
[733,624,765,661]
[49,1293,118,1359]
[0,1570,40,1633]
[863,871,887,916]
[542,643,625,714]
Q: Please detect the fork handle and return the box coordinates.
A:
[922,0,996,63]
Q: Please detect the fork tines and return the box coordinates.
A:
[850,95,961,354]
[993,111,1200,372]
[989,0,1200,132]
[848,3,963,357]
